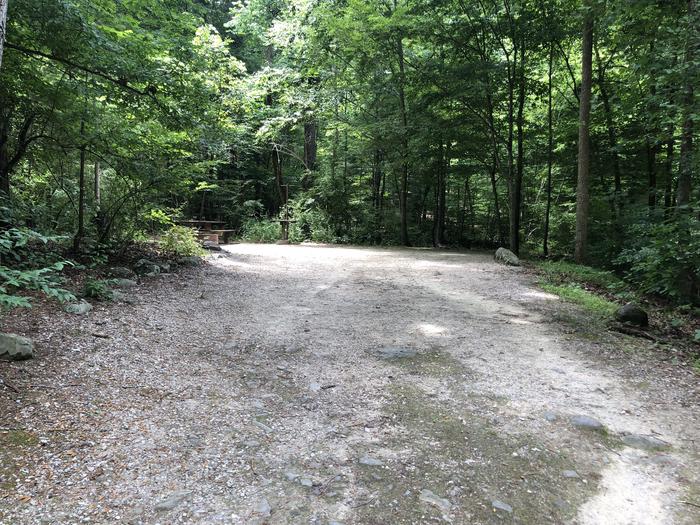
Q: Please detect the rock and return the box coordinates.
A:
[494,247,520,266]
[562,470,579,478]
[0,333,34,361]
[111,278,138,288]
[329,521,345,525]
[65,301,93,315]
[419,489,451,514]
[300,478,313,487]
[309,382,322,392]
[108,266,135,278]
[178,256,201,267]
[203,241,222,252]
[284,471,299,481]
[621,433,670,451]
[571,415,605,431]
[615,303,649,327]
[134,259,160,277]
[254,498,271,517]
[373,347,417,359]
[543,411,558,422]
[154,490,191,511]
[158,262,171,273]
[359,456,383,466]
[491,499,513,513]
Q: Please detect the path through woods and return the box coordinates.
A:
[1,245,699,524]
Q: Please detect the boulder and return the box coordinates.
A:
[65,301,93,315]
[494,247,520,266]
[202,241,222,252]
[111,278,138,288]
[108,266,136,278]
[134,259,160,277]
[177,256,201,267]
[615,303,649,327]
[0,333,34,361]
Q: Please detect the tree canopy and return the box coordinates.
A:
[0,0,698,303]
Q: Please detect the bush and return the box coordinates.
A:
[160,225,205,257]
[0,228,75,309]
[241,219,281,243]
[83,279,114,301]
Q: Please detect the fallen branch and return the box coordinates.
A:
[609,323,659,342]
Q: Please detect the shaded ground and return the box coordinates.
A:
[1,244,698,524]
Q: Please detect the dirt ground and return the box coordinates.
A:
[1,244,699,524]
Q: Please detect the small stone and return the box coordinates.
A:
[571,415,604,431]
[419,489,451,514]
[329,521,345,525]
[254,497,271,517]
[253,420,273,433]
[615,303,649,327]
[0,333,34,361]
[65,301,93,315]
[154,491,191,511]
[543,411,557,422]
[621,434,670,451]
[300,478,313,487]
[491,499,513,513]
[359,456,383,466]
[562,470,579,478]
[285,472,299,481]
[309,382,321,392]
[494,247,520,266]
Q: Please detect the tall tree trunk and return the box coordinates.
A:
[506,47,516,251]
[664,130,675,215]
[396,34,410,246]
[511,37,526,255]
[575,3,594,263]
[94,161,101,206]
[544,41,554,257]
[647,141,657,209]
[302,120,317,190]
[73,120,86,253]
[0,108,9,196]
[0,0,8,71]
[677,0,695,210]
[485,89,505,245]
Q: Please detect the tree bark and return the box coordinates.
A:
[302,120,316,190]
[574,3,594,263]
[0,0,8,71]
[73,120,86,253]
[544,41,554,257]
[396,34,410,246]
[511,37,526,255]
[677,0,695,211]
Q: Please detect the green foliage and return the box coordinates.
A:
[537,260,628,293]
[0,228,75,309]
[616,217,700,303]
[160,225,205,257]
[82,279,114,301]
[240,219,281,243]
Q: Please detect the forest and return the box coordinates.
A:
[0,0,698,306]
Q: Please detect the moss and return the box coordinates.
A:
[352,384,598,524]
[0,430,38,448]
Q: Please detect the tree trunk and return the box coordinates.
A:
[511,37,526,255]
[574,3,594,263]
[73,120,86,253]
[0,0,8,71]
[94,161,101,206]
[647,141,657,209]
[664,131,675,215]
[302,121,317,190]
[544,41,554,257]
[506,47,516,251]
[677,0,695,211]
[0,107,9,196]
[396,34,410,246]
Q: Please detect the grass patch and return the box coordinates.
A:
[540,283,619,317]
[536,260,629,293]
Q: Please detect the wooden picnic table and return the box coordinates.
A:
[175,219,226,231]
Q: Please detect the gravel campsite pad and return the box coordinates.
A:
[1,244,699,524]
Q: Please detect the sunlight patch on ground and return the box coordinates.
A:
[416,323,447,337]
[521,290,560,301]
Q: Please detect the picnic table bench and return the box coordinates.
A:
[175,219,235,244]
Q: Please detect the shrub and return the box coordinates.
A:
[83,279,114,301]
[241,219,280,243]
[160,225,205,257]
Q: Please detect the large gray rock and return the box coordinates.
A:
[178,256,201,267]
[615,303,649,327]
[108,266,136,278]
[571,415,605,431]
[65,301,93,315]
[621,433,670,451]
[0,333,34,361]
[494,247,520,266]
[134,259,160,277]
[111,278,137,288]
[202,241,222,252]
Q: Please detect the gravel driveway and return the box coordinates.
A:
[1,244,698,524]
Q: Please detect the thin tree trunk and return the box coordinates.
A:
[506,47,516,251]
[664,130,675,215]
[302,121,317,190]
[512,37,526,255]
[396,34,410,246]
[544,41,554,257]
[94,161,101,206]
[676,0,695,210]
[0,108,9,196]
[73,120,86,253]
[647,141,657,209]
[0,0,8,71]
[575,3,594,263]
